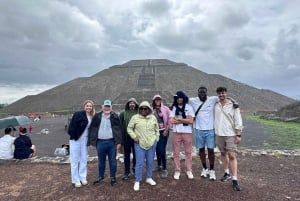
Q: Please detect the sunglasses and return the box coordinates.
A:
[140,107,149,111]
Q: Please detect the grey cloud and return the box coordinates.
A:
[139,0,171,18]
[234,38,265,60]
[0,0,300,103]
[236,49,253,60]
[220,6,250,29]
[271,24,300,69]
[0,0,107,84]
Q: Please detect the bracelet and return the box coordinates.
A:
[236,135,242,137]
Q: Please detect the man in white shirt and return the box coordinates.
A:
[0,127,16,159]
[214,87,243,191]
[189,86,219,180]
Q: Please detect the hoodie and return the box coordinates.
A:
[119,98,139,141]
[127,101,160,150]
[152,94,171,131]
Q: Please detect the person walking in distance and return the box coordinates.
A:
[214,87,243,191]
[119,98,139,180]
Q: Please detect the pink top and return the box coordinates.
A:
[153,103,171,130]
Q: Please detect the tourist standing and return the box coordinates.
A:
[127,101,159,191]
[170,91,194,180]
[188,86,219,180]
[214,87,243,191]
[152,94,171,178]
[119,98,139,180]
[68,100,95,188]
[88,100,123,186]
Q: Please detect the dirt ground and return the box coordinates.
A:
[0,154,299,201]
[0,116,300,201]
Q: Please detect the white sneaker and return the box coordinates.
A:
[186,171,194,179]
[74,182,82,188]
[133,182,140,191]
[209,170,216,180]
[146,178,157,186]
[174,171,180,180]
[201,168,209,178]
[81,180,88,186]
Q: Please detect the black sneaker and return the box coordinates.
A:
[232,180,241,191]
[110,177,117,186]
[220,172,231,182]
[121,173,130,180]
[93,177,104,185]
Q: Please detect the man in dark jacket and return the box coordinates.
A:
[119,98,139,180]
[88,100,123,186]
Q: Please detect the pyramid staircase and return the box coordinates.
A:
[112,63,174,111]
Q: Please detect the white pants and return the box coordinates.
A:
[69,135,88,184]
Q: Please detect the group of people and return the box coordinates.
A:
[0,126,36,160]
[67,86,243,192]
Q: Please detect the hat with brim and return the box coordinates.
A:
[103,99,112,106]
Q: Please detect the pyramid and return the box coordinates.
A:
[1,59,295,114]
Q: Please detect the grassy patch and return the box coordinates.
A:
[245,115,300,149]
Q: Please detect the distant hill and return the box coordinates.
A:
[276,101,300,119]
[1,59,295,114]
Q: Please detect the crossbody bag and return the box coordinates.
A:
[194,100,206,120]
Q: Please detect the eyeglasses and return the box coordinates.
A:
[140,107,148,111]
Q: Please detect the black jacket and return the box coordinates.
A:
[87,111,123,146]
[67,111,89,141]
[14,135,33,159]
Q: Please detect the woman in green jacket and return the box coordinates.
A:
[127,101,159,191]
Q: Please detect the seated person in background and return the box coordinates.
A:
[14,127,36,159]
[0,127,17,159]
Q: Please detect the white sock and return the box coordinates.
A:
[225,169,230,174]
[232,176,237,180]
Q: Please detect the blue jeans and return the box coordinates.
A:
[123,136,136,174]
[156,131,169,170]
[96,139,117,178]
[134,142,157,182]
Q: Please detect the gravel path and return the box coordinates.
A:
[240,117,274,149]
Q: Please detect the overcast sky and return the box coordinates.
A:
[0,0,299,104]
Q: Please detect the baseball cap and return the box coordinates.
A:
[103,99,112,106]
